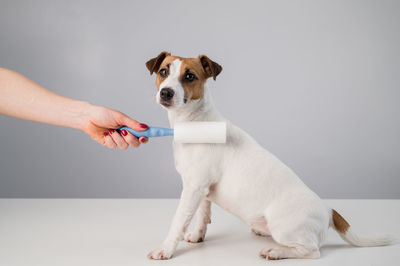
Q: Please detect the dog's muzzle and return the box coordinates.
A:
[159,87,175,106]
[160,87,174,101]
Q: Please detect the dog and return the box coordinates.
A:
[145,52,393,260]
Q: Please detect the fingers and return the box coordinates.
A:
[120,129,140,148]
[139,136,148,144]
[105,129,149,150]
[103,132,117,149]
[119,114,148,131]
[108,129,129,150]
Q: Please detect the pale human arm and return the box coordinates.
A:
[0,68,148,149]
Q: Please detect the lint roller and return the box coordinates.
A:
[119,122,226,143]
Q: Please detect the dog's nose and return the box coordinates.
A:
[160,88,175,101]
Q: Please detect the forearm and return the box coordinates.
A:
[0,68,91,130]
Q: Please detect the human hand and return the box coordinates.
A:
[81,104,149,149]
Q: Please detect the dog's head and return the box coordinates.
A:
[146,52,222,110]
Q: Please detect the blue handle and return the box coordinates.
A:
[119,126,174,138]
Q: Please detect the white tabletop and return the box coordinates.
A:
[0,199,399,266]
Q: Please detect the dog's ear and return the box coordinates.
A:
[199,55,222,80]
[146,51,170,75]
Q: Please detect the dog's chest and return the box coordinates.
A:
[173,143,222,180]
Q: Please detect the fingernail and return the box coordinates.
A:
[121,129,128,136]
[108,129,115,134]
[104,132,108,137]
[140,123,148,129]
[140,138,146,143]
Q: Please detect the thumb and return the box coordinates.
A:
[119,114,148,131]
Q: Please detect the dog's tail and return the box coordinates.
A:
[330,209,395,247]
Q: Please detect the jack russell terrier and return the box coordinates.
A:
[145,52,393,260]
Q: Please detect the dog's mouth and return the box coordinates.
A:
[160,100,173,108]
[159,97,188,109]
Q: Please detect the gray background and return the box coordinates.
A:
[0,0,399,198]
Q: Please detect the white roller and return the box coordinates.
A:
[174,122,226,143]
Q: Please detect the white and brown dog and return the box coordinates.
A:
[145,52,393,260]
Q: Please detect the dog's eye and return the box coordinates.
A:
[184,73,196,82]
[159,68,168,78]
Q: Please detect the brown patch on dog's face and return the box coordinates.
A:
[146,51,170,75]
[153,55,180,89]
[146,52,222,105]
[179,58,209,100]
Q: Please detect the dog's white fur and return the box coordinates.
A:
[148,58,393,260]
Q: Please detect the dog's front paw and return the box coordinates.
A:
[147,245,174,260]
[184,228,206,243]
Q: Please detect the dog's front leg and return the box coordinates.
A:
[147,186,206,260]
[184,199,211,243]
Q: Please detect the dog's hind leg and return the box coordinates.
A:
[184,199,211,243]
[259,209,323,260]
[259,224,321,260]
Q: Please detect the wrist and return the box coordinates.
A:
[73,100,95,131]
